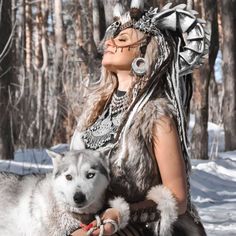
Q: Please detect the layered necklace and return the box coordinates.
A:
[82,90,129,150]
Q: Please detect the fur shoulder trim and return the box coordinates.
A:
[109,197,130,229]
[131,97,176,142]
[147,185,178,236]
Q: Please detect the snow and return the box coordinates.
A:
[0,117,236,235]
[191,154,236,235]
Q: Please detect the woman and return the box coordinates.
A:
[70,1,209,235]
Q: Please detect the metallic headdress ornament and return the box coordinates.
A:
[105,0,210,76]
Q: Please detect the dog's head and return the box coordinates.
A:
[46,149,110,214]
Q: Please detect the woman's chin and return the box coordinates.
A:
[102,63,116,72]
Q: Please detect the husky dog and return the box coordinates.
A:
[0,149,110,236]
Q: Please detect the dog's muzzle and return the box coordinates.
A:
[73,192,86,205]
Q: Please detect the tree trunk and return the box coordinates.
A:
[208,73,220,124]
[191,0,219,160]
[25,0,32,72]
[15,0,25,67]
[221,0,236,150]
[0,0,14,159]
[34,2,45,146]
[87,0,98,57]
[102,0,119,26]
[93,0,100,46]
[51,0,67,144]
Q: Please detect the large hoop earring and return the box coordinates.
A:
[131,57,147,77]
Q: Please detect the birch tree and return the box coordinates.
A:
[50,0,67,143]
[25,0,32,72]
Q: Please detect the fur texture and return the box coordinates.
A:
[0,150,109,236]
[147,185,178,236]
[131,0,144,9]
[109,185,179,235]
[109,197,130,229]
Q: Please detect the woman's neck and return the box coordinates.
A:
[116,70,133,92]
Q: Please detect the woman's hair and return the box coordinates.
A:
[77,29,172,131]
[76,68,117,131]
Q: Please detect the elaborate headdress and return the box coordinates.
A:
[102,0,210,172]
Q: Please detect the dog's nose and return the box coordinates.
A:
[73,192,86,204]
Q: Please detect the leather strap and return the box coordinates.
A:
[129,199,161,224]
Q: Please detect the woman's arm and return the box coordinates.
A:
[152,116,187,215]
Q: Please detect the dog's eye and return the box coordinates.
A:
[65,174,73,181]
[86,173,95,179]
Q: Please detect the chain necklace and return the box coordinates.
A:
[82,91,129,150]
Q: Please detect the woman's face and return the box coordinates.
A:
[102,28,142,73]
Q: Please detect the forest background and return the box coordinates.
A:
[0,0,235,160]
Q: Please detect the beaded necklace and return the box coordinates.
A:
[82,90,129,150]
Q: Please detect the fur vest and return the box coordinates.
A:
[70,97,207,236]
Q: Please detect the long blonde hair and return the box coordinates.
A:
[76,68,117,131]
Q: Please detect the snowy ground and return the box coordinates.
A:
[189,115,236,235]
[0,119,236,236]
[191,152,236,235]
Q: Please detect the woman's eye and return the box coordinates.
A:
[86,173,95,179]
[118,38,126,42]
[65,174,73,181]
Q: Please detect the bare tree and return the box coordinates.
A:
[25,0,32,72]
[0,0,14,159]
[50,0,67,144]
[93,0,100,46]
[191,0,219,159]
[221,0,236,150]
[34,0,49,146]
[102,0,119,25]
[1,0,230,156]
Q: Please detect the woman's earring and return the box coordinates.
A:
[131,57,147,77]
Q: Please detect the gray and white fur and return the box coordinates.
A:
[0,149,110,236]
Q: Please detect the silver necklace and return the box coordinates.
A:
[82,91,129,150]
[110,92,129,115]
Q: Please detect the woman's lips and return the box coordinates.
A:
[104,50,114,54]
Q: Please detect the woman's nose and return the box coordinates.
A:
[104,38,115,47]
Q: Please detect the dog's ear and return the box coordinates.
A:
[91,149,111,181]
[99,147,113,163]
[46,149,65,169]
[96,148,113,175]
[83,148,111,167]
[46,149,64,159]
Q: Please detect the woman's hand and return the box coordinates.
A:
[91,208,120,236]
[72,208,120,236]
